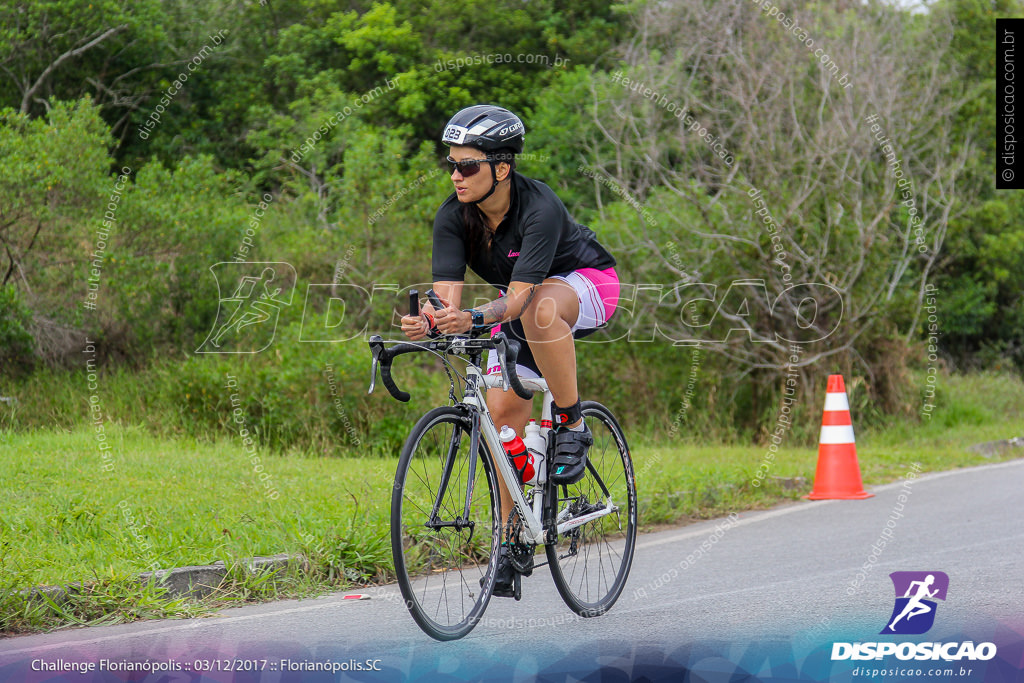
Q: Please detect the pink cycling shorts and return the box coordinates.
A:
[485,267,620,379]
[550,266,620,331]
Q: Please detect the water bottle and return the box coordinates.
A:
[522,419,546,485]
[499,425,534,484]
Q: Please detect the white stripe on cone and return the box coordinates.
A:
[819,424,856,444]
[823,392,850,411]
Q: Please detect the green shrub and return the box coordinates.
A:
[0,286,35,374]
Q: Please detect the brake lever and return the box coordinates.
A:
[493,333,512,389]
[368,334,384,394]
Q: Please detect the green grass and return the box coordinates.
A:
[1,370,1021,634]
[0,425,396,632]
[0,426,395,586]
[638,370,1024,524]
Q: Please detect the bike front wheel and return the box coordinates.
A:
[546,401,638,617]
[391,406,501,641]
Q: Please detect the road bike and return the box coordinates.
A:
[366,293,637,641]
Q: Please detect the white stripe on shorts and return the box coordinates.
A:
[550,270,610,333]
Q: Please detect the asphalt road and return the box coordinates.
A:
[2,459,1022,682]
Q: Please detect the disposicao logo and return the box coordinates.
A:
[882,571,948,635]
[831,571,997,662]
[196,262,296,354]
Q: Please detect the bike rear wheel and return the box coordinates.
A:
[391,406,501,640]
[546,401,637,617]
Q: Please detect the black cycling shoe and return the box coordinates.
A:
[480,545,518,598]
[550,422,593,485]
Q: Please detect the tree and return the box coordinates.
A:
[0,97,111,362]
[928,0,1024,371]
[529,0,977,411]
[0,0,129,115]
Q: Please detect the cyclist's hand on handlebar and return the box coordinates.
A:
[431,297,472,335]
[401,294,444,340]
[400,313,431,340]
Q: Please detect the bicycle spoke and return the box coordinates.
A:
[392,408,499,640]
[547,402,637,617]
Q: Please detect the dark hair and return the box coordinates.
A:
[491,147,517,171]
[461,203,490,264]
[460,151,516,262]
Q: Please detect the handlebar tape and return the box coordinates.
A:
[379,360,410,403]
[369,335,532,402]
[496,335,534,400]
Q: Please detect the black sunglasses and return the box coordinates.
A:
[446,155,492,178]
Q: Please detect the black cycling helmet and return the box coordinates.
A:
[441,105,524,204]
[441,105,525,154]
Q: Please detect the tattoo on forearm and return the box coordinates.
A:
[479,298,508,324]
[479,284,538,324]
[518,285,538,317]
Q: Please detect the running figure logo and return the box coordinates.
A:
[881,571,949,635]
[196,262,295,353]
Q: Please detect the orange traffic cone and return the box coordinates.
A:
[806,375,873,500]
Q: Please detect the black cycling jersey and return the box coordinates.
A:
[431,173,616,289]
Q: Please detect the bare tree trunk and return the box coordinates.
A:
[18,25,128,114]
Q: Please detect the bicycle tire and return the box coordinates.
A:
[545,401,637,617]
[391,406,501,640]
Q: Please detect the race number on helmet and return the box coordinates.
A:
[441,105,525,154]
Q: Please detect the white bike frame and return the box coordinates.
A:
[463,363,619,546]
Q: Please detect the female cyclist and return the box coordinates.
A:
[399,104,619,596]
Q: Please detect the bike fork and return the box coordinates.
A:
[425,411,478,536]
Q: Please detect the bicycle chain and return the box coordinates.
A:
[504,511,534,574]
